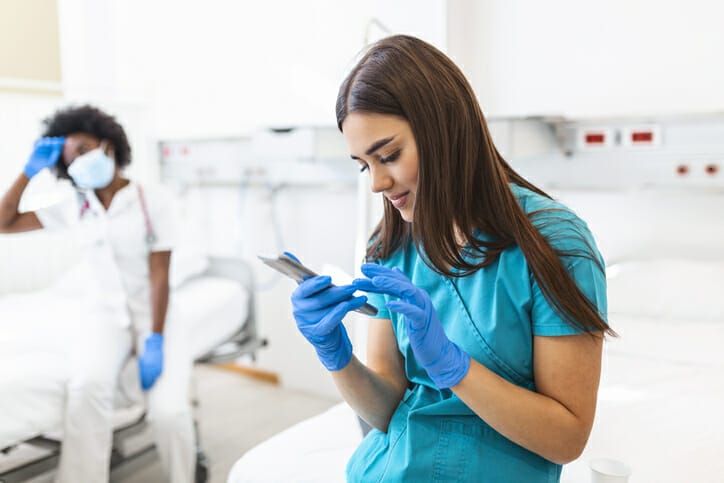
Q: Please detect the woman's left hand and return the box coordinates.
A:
[139,333,164,390]
[353,264,470,389]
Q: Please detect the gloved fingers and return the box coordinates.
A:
[293,275,333,298]
[360,263,410,283]
[293,283,357,312]
[353,275,420,305]
[283,251,301,263]
[139,368,149,390]
[355,275,418,304]
[141,373,160,391]
[294,307,331,329]
[310,296,368,338]
[138,356,163,391]
[34,136,65,149]
[361,264,414,286]
[351,276,403,297]
[31,137,65,168]
[49,144,63,161]
[374,275,420,299]
[386,300,429,330]
[139,361,152,390]
[350,277,378,293]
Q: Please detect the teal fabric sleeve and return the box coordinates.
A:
[366,290,390,319]
[531,255,608,336]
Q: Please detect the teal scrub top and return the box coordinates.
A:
[346,184,608,483]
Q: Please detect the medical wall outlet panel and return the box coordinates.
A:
[507,114,724,191]
[621,125,661,148]
[577,127,615,151]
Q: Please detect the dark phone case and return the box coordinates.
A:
[257,254,378,316]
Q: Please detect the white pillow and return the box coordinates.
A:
[169,247,210,289]
[606,259,724,321]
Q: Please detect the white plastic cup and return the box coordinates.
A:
[589,458,632,483]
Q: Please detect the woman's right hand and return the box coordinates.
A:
[24,137,65,179]
[291,274,368,371]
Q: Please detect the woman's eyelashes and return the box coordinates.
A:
[357,149,401,173]
[379,150,400,164]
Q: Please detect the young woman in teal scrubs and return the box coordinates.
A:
[290,35,614,482]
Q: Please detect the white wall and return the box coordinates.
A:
[3,0,723,402]
[0,0,447,399]
[101,0,446,139]
[448,0,724,118]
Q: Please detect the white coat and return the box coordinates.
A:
[36,181,194,483]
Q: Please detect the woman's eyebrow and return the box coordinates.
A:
[350,136,396,160]
[365,136,394,155]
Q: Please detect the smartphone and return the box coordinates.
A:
[257,253,378,316]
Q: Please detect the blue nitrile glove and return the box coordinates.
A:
[289,254,367,371]
[352,264,471,389]
[138,333,164,391]
[24,137,65,179]
[283,251,301,263]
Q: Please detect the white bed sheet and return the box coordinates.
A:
[0,276,249,450]
[561,315,724,483]
[0,291,82,450]
[228,402,363,483]
[228,314,724,483]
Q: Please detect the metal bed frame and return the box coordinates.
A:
[0,256,266,483]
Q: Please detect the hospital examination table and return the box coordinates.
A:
[227,258,724,483]
[0,256,265,483]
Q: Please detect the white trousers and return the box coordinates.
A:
[55,315,195,483]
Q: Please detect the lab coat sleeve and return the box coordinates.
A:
[34,196,79,230]
[147,185,179,252]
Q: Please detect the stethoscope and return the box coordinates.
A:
[136,184,157,247]
[78,184,157,248]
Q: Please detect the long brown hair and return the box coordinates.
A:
[336,35,612,336]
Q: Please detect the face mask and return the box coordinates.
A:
[67,146,115,189]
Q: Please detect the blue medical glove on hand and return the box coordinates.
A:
[138,333,164,391]
[291,273,368,371]
[353,264,471,389]
[24,137,65,179]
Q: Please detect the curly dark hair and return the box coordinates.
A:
[41,104,132,180]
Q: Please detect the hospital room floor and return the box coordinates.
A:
[20,364,338,483]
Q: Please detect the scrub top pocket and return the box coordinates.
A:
[433,418,560,483]
[346,396,411,483]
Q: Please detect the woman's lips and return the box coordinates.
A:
[388,191,409,209]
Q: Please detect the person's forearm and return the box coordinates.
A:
[149,277,169,334]
[331,356,407,432]
[0,174,29,229]
[453,360,592,464]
